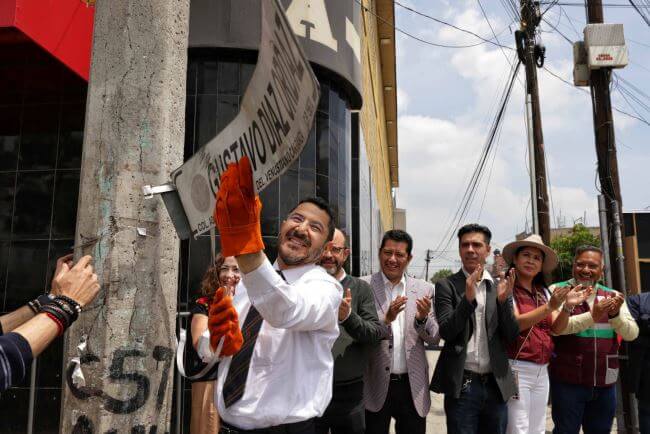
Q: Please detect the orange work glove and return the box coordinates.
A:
[208,287,243,356]
[213,156,264,257]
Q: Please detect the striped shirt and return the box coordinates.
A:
[0,332,33,391]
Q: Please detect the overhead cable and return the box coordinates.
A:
[541,66,650,126]
[354,0,511,49]
[627,0,650,26]
[430,58,522,261]
[394,1,515,49]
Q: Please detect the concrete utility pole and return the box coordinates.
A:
[424,249,431,281]
[60,1,190,433]
[520,0,552,245]
[585,4,634,431]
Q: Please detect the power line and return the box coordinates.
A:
[354,0,497,48]
[430,58,522,261]
[542,16,576,44]
[394,1,515,50]
[540,1,650,6]
[627,0,650,26]
[541,65,650,126]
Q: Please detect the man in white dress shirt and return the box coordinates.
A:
[209,158,342,433]
[362,229,439,434]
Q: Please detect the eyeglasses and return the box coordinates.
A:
[326,245,348,255]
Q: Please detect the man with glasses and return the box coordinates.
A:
[315,228,382,434]
[362,229,439,434]
[208,158,342,433]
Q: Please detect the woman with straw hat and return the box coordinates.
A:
[500,234,589,434]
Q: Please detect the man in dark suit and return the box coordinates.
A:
[430,223,520,434]
[628,292,650,434]
[315,228,383,434]
[363,229,439,434]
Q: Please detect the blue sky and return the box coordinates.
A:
[393,1,650,276]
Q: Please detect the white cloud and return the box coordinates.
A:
[393,0,649,275]
[397,87,410,113]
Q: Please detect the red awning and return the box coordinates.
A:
[0,0,94,80]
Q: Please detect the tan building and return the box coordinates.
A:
[624,210,650,294]
[351,0,400,274]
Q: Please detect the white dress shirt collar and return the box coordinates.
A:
[273,261,318,284]
[461,266,494,283]
[337,269,347,283]
[381,271,406,289]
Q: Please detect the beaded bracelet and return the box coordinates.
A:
[57,295,82,314]
[41,304,71,329]
[44,312,65,336]
[52,298,78,322]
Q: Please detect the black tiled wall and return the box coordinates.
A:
[0,41,87,434]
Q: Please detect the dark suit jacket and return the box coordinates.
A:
[430,269,519,400]
[331,274,383,385]
[627,293,650,403]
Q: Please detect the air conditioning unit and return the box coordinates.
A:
[584,23,628,69]
[573,41,590,86]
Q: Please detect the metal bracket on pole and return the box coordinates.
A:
[142,183,192,240]
[142,183,177,199]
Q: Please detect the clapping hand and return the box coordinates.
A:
[591,296,614,322]
[548,286,570,310]
[415,296,432,321]
[496,268,515,304]
[564,284,592,308]
[465,264,484,302]
[338,288,352,322]
[607,293,624,318]
[385,295,407,324]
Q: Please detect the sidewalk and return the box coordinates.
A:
[393,351,619,434]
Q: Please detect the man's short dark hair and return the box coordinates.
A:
[338,228,350,248]
[289,197,336,241]
[574,245,603,259]
[457,224,492,245]
[380,229,413,256]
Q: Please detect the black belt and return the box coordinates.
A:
[390,373,409,381]
[463,370,493,384]
[220,419,314,434]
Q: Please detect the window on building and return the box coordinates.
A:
[0,41,87,434]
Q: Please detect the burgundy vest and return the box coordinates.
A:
[507,284,554,365]
[549,281,620,387]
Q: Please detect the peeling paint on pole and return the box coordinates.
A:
[60,1,189,432]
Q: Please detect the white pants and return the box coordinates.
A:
[506,359,549,434]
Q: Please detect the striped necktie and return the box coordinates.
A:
[222,270,286,407]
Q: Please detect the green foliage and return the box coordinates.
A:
[550,224,600,282]
[430,268,454,284]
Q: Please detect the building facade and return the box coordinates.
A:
[0,0,398,432]
[624,210,650,295]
